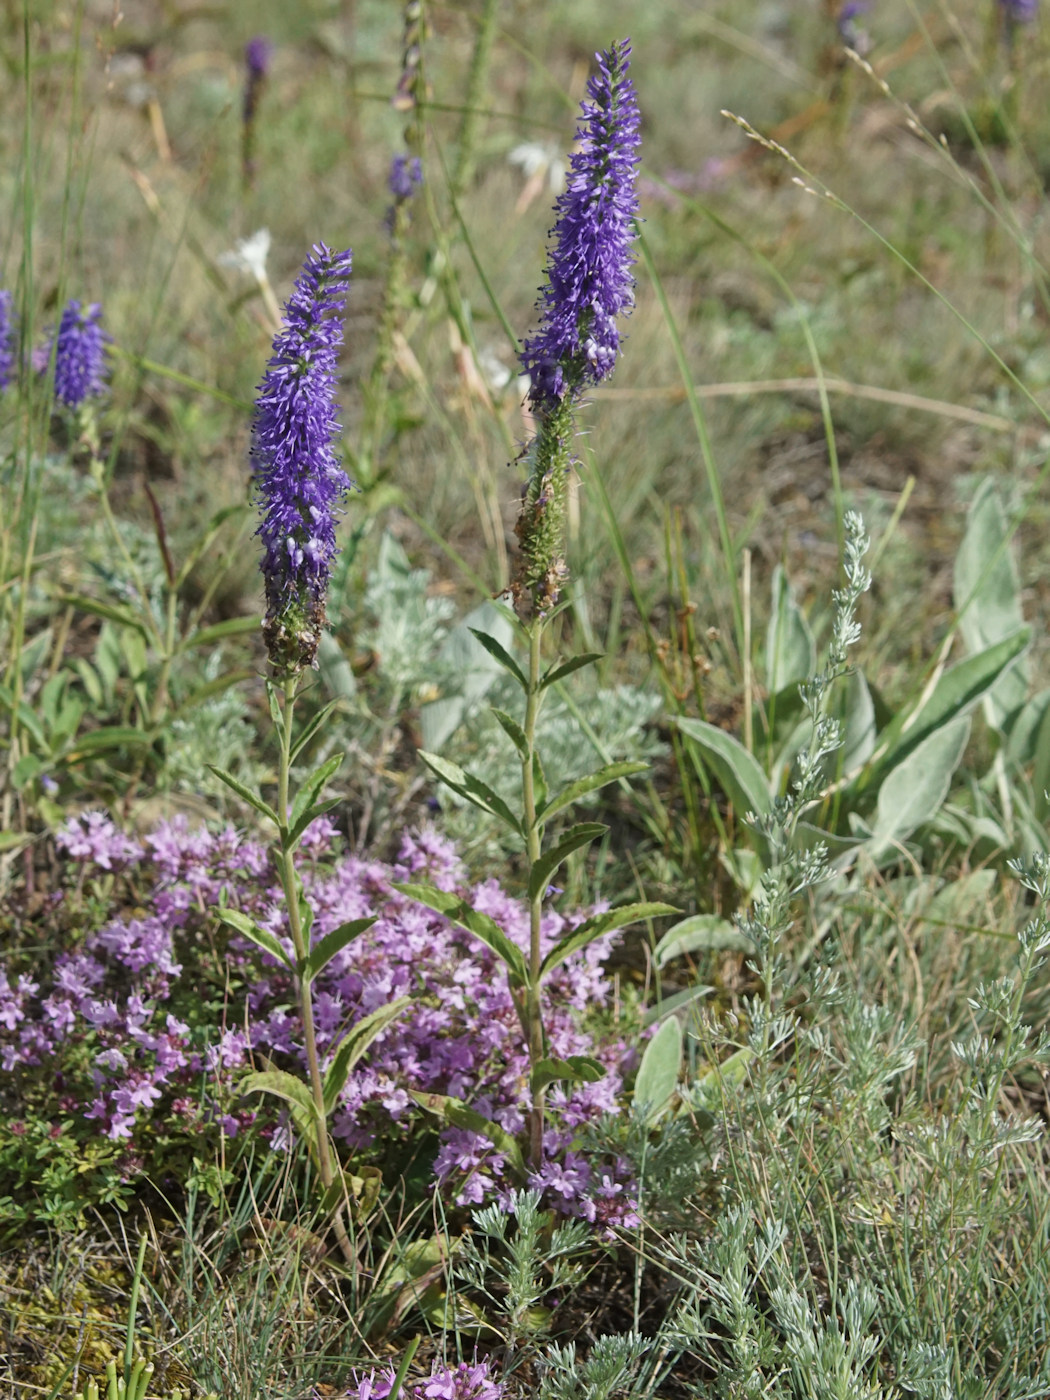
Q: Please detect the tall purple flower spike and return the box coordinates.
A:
[252,243,354,674]
[520,39,641,409]
[0,291,16,393]
[1000,0,1038,21]
[53,301,108,410]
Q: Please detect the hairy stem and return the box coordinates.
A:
[522,618,546,1167]
[277,674,355,1266]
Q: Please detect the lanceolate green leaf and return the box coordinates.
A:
[323,996,412,1113]
[529,1055,605,1094]
[60,595,152,640]
[304,917,378,982]
[207,765,280,827]
[526,823,607,903]
[241,1069,317,1118]
[467,628,527,689]
[859,629,1029,792]
[491,708,528,760]
[654,913,751,968]
[866,715,970,863]
[675,717,772,821]
[394,883,529,987]
[540,901,677,978]
[634,1016,682,1125]
[537,760,648,823]
[217,909,294,970]
[289,753,344,839]
[290,699,343,765]
[411,1091,526,1176]
[539,652,604,690]
[418,751,523,834]
[178,615,260,652]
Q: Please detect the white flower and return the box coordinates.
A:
[217,228,272,283]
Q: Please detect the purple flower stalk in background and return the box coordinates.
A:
[252,243,353,673]
[520,39,641,408]
[1000,0,1038,22]
[388,153,423,201]
[244,35,273,81]
[242,35,273,188]
[53,301,108,411]
[0,291,16,393]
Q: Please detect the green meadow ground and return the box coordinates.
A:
[5,1,1050,1395]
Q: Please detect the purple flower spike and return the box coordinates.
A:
[252,243,353,674]
[244,35,273,79]
[520,39,641,408]
[54,301,108,410]
[0,291,16,393]
[388,153,423,201]
[1000,0,1038,21]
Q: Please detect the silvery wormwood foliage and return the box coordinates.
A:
[520,38,641,409]
[53,300,108,410]
[251,243,353,673]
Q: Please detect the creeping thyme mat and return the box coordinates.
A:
[1,813,638,1230]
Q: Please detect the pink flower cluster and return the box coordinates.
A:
[2,812,639,1227]
[336,1358,503,1400]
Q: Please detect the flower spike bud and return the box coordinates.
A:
[252,243,353,674]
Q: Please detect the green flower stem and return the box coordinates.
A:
[276,674,355,1266]
[522,617,546,1167]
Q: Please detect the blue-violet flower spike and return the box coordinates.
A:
[520,38,640,409]
[1000,0,1038,23]
[54,301,108,410]
[252,242,353,674]
[0,291,16,393]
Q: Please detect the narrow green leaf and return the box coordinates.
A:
[526,823,606,903]
[265,681,283,730]
[642,984,714,1028]
[537,760,648,823]
[540,901,678,978]
[492,708,528,760]
[323,996,411,1113]
[289,753,344,842]
[655,914,751,968]
[174,503,249,589]
[419,751,523,835]
[765,565,815,694]
[0,831,30,851]
[532,750,548,819]
[67,726,153,757]
[60,595,152,640]
[207,765,280,827]
[178,615,260,652]
[866,716,971,863]
[217,909,293,969]
[290,699,343,764]
[305,917,378,983]
[241,1070,319,1124]
[467,628,527,689]
[539,652,604,690]
[686,1047,755,1116]
[411,1091,526,1176]
[529,1055,605,1094]
[675,717,772,821]
[168,669,253,722]
[394,882,529,987]
[634,1016,682,1125]
[288,797,342,849]
[865,630,1030,787]
[954,478,1028,730]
